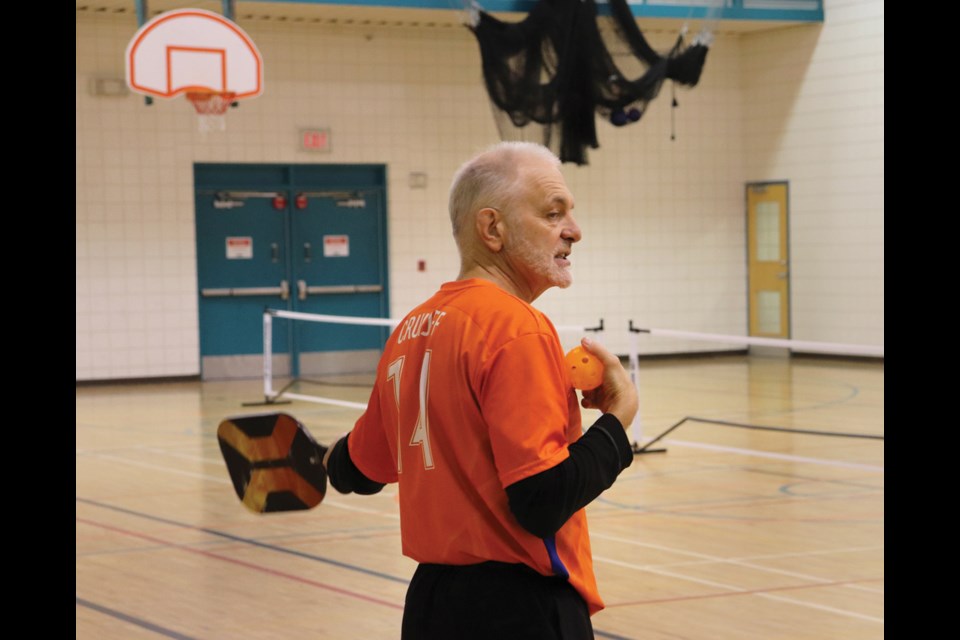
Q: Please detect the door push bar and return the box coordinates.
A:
[201,280,290,300]
[296,281,383,300]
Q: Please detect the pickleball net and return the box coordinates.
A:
[250,308,883,452]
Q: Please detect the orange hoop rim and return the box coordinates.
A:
[186,91,237,115]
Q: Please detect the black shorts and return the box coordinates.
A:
[401,561,594,640]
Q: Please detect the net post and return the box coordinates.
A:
[628,320,665,454]
[243,308,291,406]
[263,309,273,399]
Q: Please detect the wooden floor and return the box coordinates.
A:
[76,354,884,639]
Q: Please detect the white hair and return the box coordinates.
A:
[447,141,560,242]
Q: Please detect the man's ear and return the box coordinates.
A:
[475,207,505,253]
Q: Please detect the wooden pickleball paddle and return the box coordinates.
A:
[217,412,328,513]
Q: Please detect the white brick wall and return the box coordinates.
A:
[741,0,884,348]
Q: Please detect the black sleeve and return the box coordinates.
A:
[505,413,633,538]
[326,433,387,495]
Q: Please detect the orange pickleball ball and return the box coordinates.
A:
[564,345,604,390]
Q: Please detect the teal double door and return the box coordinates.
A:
[195,163,389,380]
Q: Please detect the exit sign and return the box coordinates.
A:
[300,128,331,152]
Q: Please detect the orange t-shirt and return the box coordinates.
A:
[348,278,604,614]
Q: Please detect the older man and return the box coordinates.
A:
[324,141,638,639]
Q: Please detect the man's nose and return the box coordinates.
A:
[563,213,582,243]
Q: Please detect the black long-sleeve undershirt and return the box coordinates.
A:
[326,434,387,495]
[505,413,633,538]
[326,413,633,538]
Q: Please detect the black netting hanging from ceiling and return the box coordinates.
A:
[466,0,710,165]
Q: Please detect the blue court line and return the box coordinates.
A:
[76,496,408,584]
[742,466,884,493]
[76,597,197,640]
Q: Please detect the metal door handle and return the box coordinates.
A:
[777,272,788,279]
[301,284,384,295]
[293,283,384,299]
[304,242,312,262]
[201,281,291,298]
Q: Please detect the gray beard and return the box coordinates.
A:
[506,235,573,292]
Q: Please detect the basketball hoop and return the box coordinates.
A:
[126,10,263,132]
[187,91,236,133]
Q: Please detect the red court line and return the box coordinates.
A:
[77,517,404,610]
[606,577,884,608]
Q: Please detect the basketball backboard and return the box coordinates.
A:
[125,8,263,131]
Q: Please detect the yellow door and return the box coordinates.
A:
[746,182,789,338]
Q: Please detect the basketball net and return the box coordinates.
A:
[186,91,236,133]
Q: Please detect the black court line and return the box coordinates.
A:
[76,496,408,584]
[296,376,378,388]
[76,597,197,640]
[686,416,884,440]
[637,415,883,453]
